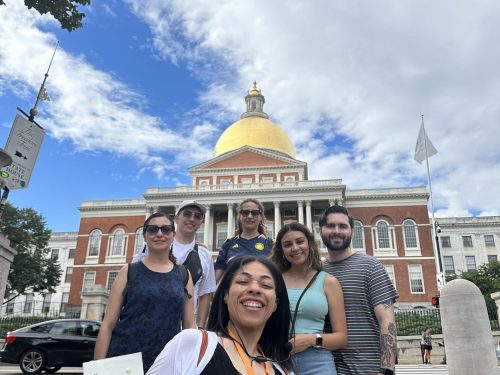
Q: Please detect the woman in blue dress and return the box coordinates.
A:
[271,222,347,375]
[94,212,195,373]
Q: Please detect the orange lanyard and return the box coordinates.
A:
[227,328,272,375]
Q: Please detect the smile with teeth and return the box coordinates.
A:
[242,300,264,308]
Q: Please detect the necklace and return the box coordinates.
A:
[227,328,272,375]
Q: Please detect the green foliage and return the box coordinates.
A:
[447,261,500,311]
[395,310,442,336]
[0,0,90,31]
[0,203,61,302]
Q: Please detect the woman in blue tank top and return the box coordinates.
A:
[271,222,347,375]
[94,212,195,373]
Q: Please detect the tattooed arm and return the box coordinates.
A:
[374,300,397,374]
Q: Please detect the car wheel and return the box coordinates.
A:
[44,365,62,373]
[19,349,46,374]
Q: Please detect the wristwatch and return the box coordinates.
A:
[378,368,394,375]
[313,334,323,348]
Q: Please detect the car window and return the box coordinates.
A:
[81,322,100,337]
[50,321,81,336]
[30,323,52,333]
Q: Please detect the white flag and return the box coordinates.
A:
[414,121,437,164]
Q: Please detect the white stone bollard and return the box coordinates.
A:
[441,279,499,375]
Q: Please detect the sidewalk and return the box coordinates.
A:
[398,346,446,365]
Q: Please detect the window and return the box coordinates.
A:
[443,256,455,275]
[88,230,101,257]
[107,271,119,290]
[68,248,76,259]
[372,220,396,252]
[220,178,231,189]
[195,229,204,243]
[485,235,495,247]
[313,208,325,216]
[82,322,100,337]
[51,249,59,259]
[216,223,228,249]
[6,296,15,314]
[283,209,296,218]
[60,292,69,313]
[462,236,473,247]
[403,219,419,248]
[384,265,396,288]
[284,176,295,186]
[465,256,477,271]
[42,294,52,314]
[24,293,34,313]
[83,271,96,291]
[352,220,365,249]
[109,229,125,256]
[31,323,52,333]
[408,264,424,293]
[262,177,273,186]
[64,267,73,283]
[265,223,274,240]
[50,321,79,336]
[241,177,252,188]
[488,255,498,263]
[440,236,451,248]
[135,228,144,255]
[199,180,210,190]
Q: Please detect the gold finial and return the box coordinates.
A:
[249,80,260,95]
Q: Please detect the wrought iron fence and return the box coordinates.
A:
[396,305,499,336]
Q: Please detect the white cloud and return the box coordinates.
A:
[126,0,500,217]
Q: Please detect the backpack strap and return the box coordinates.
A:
[197,329,209,366]
[179,264,188,287]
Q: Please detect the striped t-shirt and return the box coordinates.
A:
[322,252,399,375]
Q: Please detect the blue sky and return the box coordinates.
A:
[1,0,500,232]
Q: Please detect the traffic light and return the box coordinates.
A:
[431,295,440,307]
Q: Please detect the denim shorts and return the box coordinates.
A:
[293,346,337,375]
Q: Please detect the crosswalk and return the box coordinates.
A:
[395,364,449,374]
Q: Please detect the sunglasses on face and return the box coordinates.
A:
[144,224,175,235]
[180,209,204,220]
[240,209,262,217]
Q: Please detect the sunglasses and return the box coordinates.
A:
[144,224,175,235]
[180,209,204,220]
[240,209,262,217]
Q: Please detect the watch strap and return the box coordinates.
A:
[378,368,394,375]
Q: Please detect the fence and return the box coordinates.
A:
[396,305,499,336]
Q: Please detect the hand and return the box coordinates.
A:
[288,334,315,354]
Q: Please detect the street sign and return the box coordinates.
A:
[0,114,45,190]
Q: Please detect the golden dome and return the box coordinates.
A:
[214,116,296,158]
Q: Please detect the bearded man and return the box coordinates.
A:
[320,204,399,375]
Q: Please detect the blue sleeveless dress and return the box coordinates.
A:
[107,261,184,373]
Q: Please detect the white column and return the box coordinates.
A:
[305,200,312,231]
[204,204,211,250]
[328,199,335,207]
[274,201,281,234]
[297,200,304,224]
[227,203,234,238]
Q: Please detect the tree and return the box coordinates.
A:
[1,202,61,304]
[0,0,90,31]
[447,261,500,310]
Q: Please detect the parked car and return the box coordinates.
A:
[0,318,100,374]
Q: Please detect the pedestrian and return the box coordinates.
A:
[132,200,217,329]
[147,256,295,374]
[271,222,347,375]
[215,198,273,282]
[320,204,399,375]
[422,327,432,365]
[94,212,195,373]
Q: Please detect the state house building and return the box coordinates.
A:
[68,83,439,311]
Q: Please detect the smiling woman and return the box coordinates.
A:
[147,256,295,374]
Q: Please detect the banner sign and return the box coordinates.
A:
[0,114,45,190]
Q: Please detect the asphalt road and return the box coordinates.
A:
[0,365,83,374]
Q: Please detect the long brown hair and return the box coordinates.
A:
[234,198,268,237]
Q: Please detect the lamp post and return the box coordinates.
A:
[434,220,446,290]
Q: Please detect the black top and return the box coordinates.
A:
[201,343,280,374]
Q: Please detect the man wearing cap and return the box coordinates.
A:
[133,200,216,328]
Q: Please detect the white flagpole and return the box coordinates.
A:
[421,114,445,290]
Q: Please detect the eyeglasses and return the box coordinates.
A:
[240,209,262,217]
[144,224,175,235]
[180,210,204,220]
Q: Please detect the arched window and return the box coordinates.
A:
[110,229,125,256]
[352,220,365,249]
[403,219,419,249]
[377,221,391,248]
[88,230,101,257]
[134,228,144,255]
